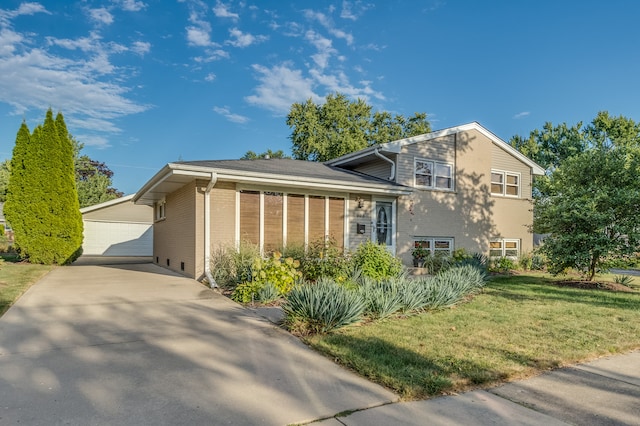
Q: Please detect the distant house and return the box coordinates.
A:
[133,122,544,279]
[80,194,153,257]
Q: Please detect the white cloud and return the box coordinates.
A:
[47,32,101,52]
[227,28,267,48]
[116,0,147,12]
[213,106,249,123]
[0,28,24,55]
[305,30,336,70]
[340,1,372,20]
[513,111,530,119]
[205,72,216,81]
[245,63,319,114]
[73,133,111,149]
[194,48,229,62]
[187,25,213,47]
[0,2,50,26]
[304,9,354,45]
[131,40,151,56]
[212,1,239,20]
[0,8,148,138]
[88,7,114,25]
[309,68,384,102]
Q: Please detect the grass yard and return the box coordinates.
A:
[305,273,640,400]
[0,259,53,316]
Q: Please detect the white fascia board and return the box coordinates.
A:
[80,193,135,214]
[216,172,412,195]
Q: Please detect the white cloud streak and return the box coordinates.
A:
[513,111,530,119]
[213,106,249,123]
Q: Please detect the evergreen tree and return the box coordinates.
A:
[4,109,83,264]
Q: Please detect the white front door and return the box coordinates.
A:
[372,199,395,253]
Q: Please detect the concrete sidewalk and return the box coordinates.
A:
[314,350,640,425]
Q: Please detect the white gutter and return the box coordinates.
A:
[204,172,218,288]
[374,148,396,181]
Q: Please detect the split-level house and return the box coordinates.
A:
[133,122,545,280]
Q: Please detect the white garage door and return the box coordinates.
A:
[83,221,153,256]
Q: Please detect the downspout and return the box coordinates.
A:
[374,148,395,181]
[204,172,218,288]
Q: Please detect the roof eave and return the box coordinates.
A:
[134,163,412,205]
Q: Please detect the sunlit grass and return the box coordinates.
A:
[0,258,53,316]
[305,273,640,400]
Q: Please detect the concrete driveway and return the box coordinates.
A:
[0,262,397,425]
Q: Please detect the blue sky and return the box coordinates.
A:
[1,1,639,195]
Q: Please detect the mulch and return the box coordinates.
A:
[554,280,637,293]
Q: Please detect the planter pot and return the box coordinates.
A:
[413,258,425,268]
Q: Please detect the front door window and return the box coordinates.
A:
[375,201,392,246]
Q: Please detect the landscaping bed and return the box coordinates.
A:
[303,273,640,400]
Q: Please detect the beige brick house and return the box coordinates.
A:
[133,122,544,280]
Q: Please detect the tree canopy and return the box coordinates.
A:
[535,145,640,280]
[510,111,640,279]
[287,92,430,161]
[241,149,290,160]
[4,110,83,264]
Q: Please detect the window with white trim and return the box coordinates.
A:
[490,239,520,258]
[415,158,453,190]
[414,237,454,255]
[155,200,166,221]
[491,170,520,197]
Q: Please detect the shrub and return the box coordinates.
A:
[454,252,489,274]
[359,277,404,319]
[210,242,261,288]
[231,281,262,303]
[420,252,453,275]
[298,237,353,282]
[283,279,366,335]
[257,282,280,303]
[251,251,302,295]
[420,265,487,309]
[489,256,516,273]
[352,240,403,280]
[530,252,547,270]
[614,274,634,286]
[518,252,533,271]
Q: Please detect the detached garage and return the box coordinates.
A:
[81,194,153,256]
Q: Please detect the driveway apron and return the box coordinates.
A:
[0,262,397,425]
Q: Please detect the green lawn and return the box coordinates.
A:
[305,273,640,400]
[0,259,53,316]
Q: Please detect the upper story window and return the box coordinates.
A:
[491,170,520,197]
[415,158,453,191]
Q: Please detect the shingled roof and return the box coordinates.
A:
[134,158,411,205]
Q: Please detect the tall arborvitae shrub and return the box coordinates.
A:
[4,110,83,264]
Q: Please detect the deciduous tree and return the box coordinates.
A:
[535,146,640,280]
[287,93,430,161]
